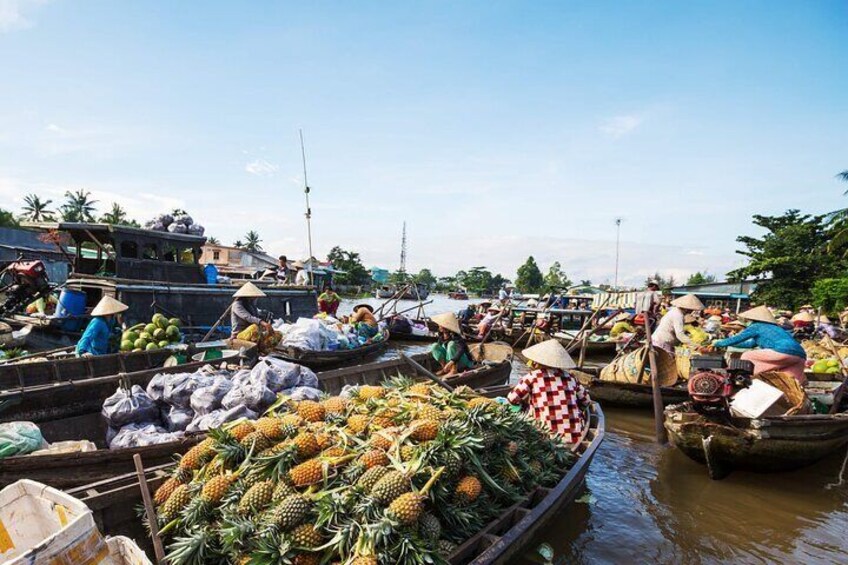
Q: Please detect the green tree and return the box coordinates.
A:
[728,210,842,309]
[812,278,848,313]
[435,276,457,292]
[543,261,572,289]
[0,209,19,228]
[579,279,592,286]
[20,194,55,222]
[827,170,848,255]
[60,190,97,222]
[207,236,221,245]
[515,256,544,293]
[100,202,127,225]
[645,272,676,289]
[233,240,244,248]
[413,268,436,289]
[326,246,370,285]
[685,271,717,286]
[243,230,263,252]
[457,267,494,295]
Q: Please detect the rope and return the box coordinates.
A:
[825,444,848,490]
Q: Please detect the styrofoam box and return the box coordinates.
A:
[730,379,786,419]
[106,536,153,565]
[0,479,114,565]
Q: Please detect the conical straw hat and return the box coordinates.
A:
[90,296,128,317]
[791,312,814,323]
[431,312,461,335]
[739,305,776,324]
[818,315,831,324]
[522,339,576,370]
[233,282,266,298]
[670,293,704,311]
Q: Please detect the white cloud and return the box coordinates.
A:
[44,123,64,133]
[245,159,279,177]
[0,0,46,33]
[599,114,644,139]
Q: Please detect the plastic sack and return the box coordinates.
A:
[186,406,257,433]
[190,375,233,415]
[175,214,193,226]
[297,366,318,389]
[146,373,168,402]
[167,223,187,234]
[221,381,276,413]
[163,373,215,408]
[0,422,45,459]
[163,406,194,432]
[32,440,97,456]
[250,357,302,392]
[279,318,323,350]
[102,385,160,428]
[187,224,205,236]
[284,386,323,402]
[109,423,182,450]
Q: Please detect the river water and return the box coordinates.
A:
[340,295,848,565]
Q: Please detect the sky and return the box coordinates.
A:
[1,1,846,286]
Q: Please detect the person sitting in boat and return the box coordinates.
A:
[231,282,272,337]
[712,305,808,385]
[651,294,704,354]
[477,306,503,339]
[507,339,590,444]
[429,312,474,376]
[609,313,636,338]
[350,304,379,340]
[76,296,128,357]
[317,284,341,317]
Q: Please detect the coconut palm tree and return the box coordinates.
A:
[207,236,220,245]
[243,230,262,252]
[828,171,848,255]
[20,194,55,222]
[100,202,129,225]
[60,190,98,222]
[233,240,244,248]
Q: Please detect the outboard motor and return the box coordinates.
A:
[687,356,754,414]
[0,257,51,316]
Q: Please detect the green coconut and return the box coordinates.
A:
[168,318,182,328]
[158,340,170,348]
[153,328,166,340]
[166,325,181,341]
[139,332,152,341]
[120,340,134,352]
[145,342,159,351]
[134,338,148,350]
[132,348,143,352]
[144,323,157,334]
[123,331,139,343]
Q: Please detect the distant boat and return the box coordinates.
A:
[375,285,395,299]
[448,290,469,300]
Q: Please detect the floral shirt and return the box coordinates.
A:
[507,368,590,443]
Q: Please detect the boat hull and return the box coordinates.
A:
[273,337,389,370]
[575,372,689,408]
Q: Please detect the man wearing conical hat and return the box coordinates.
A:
[507,339,590,443]
[429,312,473,376]
[712,305,808,385]
[651,293,704,354]
[231,282,271,337]
[77,296,128,357]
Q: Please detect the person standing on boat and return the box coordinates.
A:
[261,255,289,284]
[230,282,272,337]
[635,280,662,325]
[76,296,128,357]
[507,339,590,443]
[429,312,474,376]
[317,284,341,317]
[712,305,808,385]
[651,293,704,354]
[293,261,310,286]
[350,304,379,340]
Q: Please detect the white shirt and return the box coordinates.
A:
[651,307,691,353]
[498,289,509,301]
[295,270,310,285]
[635,290,660,315]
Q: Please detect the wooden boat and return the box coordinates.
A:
[664,404,848,480]
[574,371,689,408]
[273,332,390,370]
[374,285,395,299]
[449,290,469,300]
[66,391,604,565]
[0,323,32,350]
[386,317,438,342]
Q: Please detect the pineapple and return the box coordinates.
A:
[386,492,424,525]
[322,446,347,458]
[154,476,181,506]
[270,493,311,530]
[292,554,320,565]
[290,524,323,549]
[351,557,379,565]
[346,414,369,434]
[455,475,482,505]
[322,396,347,414]
[229,421,256,441]
[289,458,323,487]
[314,432,334,450]
[400,444,416,462]
[506,440,519,457]
[240,431,273,453]
[369,429,395,451]
[296,400,326,423]
[408,383,431,397]
[255,417,285,441]
[356,465,391,491]
[272,480,296,503]
[409,419,439,442]
[280,413,305,427]
[358,449,389,470]
[370,470,411,504]
[160,484,191,520]
[357,385,386,401]
[178,438,214,470]
[418,512,442,542]
[293,432,320,459]
[237,480,274,514]
[438,539,458,557]
[467,396,494,410]
[415,403,441,421]
[201,473,237,505]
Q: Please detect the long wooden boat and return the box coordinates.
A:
[273,333,389,370]
[387,318,438,343]
[0,324,32,349]
[575,371,689,408]
[0,349,509,490]
[67,391,605,565]
[664,404,848,480]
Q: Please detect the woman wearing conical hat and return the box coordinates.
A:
[230,282,271,337]
[712,305,808,385]
[508,339,590,443]
[76,296,128,357]
[429,312,473,376]
[651,293,705,354]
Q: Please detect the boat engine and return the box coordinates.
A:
[0,257,51,317]
[687,356,754,414]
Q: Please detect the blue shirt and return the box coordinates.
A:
[713,322,806,359]
[76,317,114,356]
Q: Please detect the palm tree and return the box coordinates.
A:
[207,236,220,245]
[100,202,128,225]
[60,190,97,222]
[243,230,262,252]
[828,171,848,255]
[233,240,244,248]
[20,194,55,222]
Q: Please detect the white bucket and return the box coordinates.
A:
[0,479,114,564]
[106,536,153,565]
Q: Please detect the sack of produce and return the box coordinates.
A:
[167,222,187,234]
[102,385,160,428]
[163,373,215,408]
[162,406,194,432]
[108,423,181,450]
[146,372,168,402]
[0,422,45,459]
[187,223,205,236]
[284,385,322,401]
[190,375,233,416]
[186,406,257,433]
[221,379,276,412]
[250,357,301,391]
[296,366,318,389]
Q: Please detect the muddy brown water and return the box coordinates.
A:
[344,296,848,564]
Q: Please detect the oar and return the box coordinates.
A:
[133,454,166,564]
[398,351,455,391]
[201,305,232,343]
[642,316,667,444]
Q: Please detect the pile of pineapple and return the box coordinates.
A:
[152,379,576,564]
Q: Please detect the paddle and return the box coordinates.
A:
[642,316,668,444]
[398,351,455,391]
[201,304,232,343]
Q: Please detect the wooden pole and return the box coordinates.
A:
[823,334,848,414]
[201,304,232,343]
[399,351,455,391]
[577,331,588,368]
[642,316,667,444]
[566,308,623,354]
[377,300,433,322]
[133,454,166,564]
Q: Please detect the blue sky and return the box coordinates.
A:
[1,1,846,285]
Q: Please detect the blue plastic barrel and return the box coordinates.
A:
[55,288,87,332]
[204,264,219,285]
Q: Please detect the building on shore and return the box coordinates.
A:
[200,244,278,279]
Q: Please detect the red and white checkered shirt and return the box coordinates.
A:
[507,368,590,443]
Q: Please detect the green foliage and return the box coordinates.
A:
[645,272,676,289]
[0,209,19,228]
[457,267,494,295]
[20,194,54,222]
[812,278,848,313]
[728,210,844,309]
[232,240,244,248]
[434,276,457,292]
[327,246,370,285]
[207,237,220,245]
[413,268,436,289]
[685,271,717,286]
[543,261,571,289]
[515,256,544,293]
[60,190,97,222]
[99,202,139,226]
[243,230,263,252]
[387,270,409,285]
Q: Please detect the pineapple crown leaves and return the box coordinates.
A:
[165,525,223,565]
